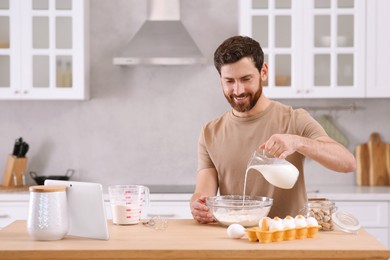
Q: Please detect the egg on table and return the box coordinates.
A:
[227,223,246,239]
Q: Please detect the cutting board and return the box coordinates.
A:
[356,142,369,185]
[356,133,390,186]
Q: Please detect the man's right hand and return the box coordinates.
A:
[190,195,215,224]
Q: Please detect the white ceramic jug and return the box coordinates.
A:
[27,185,68,240]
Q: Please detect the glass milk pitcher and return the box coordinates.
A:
[247,149,299,189]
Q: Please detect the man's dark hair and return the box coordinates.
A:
[214,36,264,75]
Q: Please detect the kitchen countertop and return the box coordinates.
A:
[2,185,390,202]
[0,185,195,201]
[0,219,389,260]
[0,185,390,201]
[0,184,196,194]
[307,185,390,200]
[147,184,195,193]
[0,191,192,202]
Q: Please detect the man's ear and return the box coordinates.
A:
[261,63,268,81]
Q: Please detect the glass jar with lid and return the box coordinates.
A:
[304,198,337,231]
[303,198,361,234]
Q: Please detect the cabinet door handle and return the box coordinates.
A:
[23,90,28,94]
[0,214,10,218]
[14,90,19,94]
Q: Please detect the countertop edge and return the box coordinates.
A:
[1,185,390,202]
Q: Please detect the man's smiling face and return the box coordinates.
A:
[220,57,264,113]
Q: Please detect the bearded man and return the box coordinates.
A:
[190,36,356,222]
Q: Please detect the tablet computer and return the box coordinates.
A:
[44,180,109,240]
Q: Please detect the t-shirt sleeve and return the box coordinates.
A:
[293,109,328,139]
[197,127,215,171]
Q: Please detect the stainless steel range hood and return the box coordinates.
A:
[113,0,206,66]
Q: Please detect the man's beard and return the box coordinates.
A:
[225,86,262,113]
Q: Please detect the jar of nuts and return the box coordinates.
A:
[304,198,337,231]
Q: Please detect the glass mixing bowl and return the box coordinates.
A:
[206,195,273,227]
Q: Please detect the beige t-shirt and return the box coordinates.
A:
[198,101,328,218]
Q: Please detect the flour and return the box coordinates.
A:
[214,207,271,227]
[111,204,141,225]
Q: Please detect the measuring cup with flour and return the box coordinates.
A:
[246,149,299,189]
[108,185,150,225]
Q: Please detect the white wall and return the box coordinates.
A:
[0,0,389,188]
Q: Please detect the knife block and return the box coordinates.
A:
[2,155,28,187]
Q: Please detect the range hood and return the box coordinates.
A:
[113,0,206,66]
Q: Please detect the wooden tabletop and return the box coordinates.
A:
[1,219,389,259]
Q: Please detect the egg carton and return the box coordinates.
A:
[245,225,321,243]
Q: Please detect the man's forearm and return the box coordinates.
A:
[297,136,356,172]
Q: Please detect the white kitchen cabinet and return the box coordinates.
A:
[145,201,192,219]
[239,0,366,98]
[366,0,390,98]
[0,201,29,229]
[105,200,192,220]
[0,0,89,100]
[0,193,191,230]
[334,201,389,248]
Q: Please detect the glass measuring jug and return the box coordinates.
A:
[246,149,299,189]
[108,185,150,225]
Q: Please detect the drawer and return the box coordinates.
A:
[0,211,13,229]
[105,201,192,220]
[365,228,389,248]
[0,202,29,228]
[334,201,388,227]
[146,201,192,219]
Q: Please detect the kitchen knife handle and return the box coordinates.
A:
[65,169,75,178]
[29,171,38,179]
[17,142,29,158]
[12,138,22,156]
